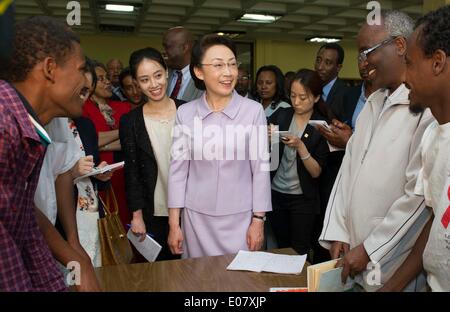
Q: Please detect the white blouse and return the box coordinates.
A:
[144,115,175,217]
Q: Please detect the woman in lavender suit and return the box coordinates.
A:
[167,34,272,258]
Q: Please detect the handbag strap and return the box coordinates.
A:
[97,192,110,216]
[104,186,119,215]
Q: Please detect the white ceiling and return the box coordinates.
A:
[14,0,424,41]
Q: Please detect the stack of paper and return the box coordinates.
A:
[227,250,307,275]
[307,259,354,292]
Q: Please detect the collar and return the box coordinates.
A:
[359,83,367,101]
[14,86,45,127]
[181,64,191,77]
[28,114,52,146]
[438,121,450,139]
[269,101,278,110]
[323,77,338,92]
[6,82,51,145]
[197,90,241,120]
[367,83,410,109]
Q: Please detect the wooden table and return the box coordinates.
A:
[95,248,309,292]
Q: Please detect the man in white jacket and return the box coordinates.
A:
[378,5,450,292]
[319,11,434,291]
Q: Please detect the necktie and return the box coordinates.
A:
[170,70,183,99]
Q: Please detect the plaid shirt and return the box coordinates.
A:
[0,80,66,291]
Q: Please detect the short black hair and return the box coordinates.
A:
[119,67,132,89]
[1,16,80,82]
[253,65,289,105]
[190,34,237,90]
[415,5,450,57]
[129,47,167,80]
[318,43,345,65]
[284,71,295,79]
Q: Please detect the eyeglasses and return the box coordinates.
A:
[200,61,241,72]
[358,37,396,63]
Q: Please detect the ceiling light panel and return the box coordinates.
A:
[105,4,134,12]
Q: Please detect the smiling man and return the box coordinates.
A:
[379,5,450,292]
[0,16,89,291]
[319,11,435,291]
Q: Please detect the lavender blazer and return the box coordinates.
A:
[168,91,272,216]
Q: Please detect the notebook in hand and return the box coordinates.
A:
[73,161,124,184]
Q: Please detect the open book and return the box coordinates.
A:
[307,259,354,292]
[73,161,124,184]
[227,250,307,275]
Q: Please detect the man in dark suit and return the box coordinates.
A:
[314,43,348,120]
[162,26,203,102]
[318,58,376,149]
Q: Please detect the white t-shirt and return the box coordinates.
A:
[34,118,83,224]
[415,121,450,291]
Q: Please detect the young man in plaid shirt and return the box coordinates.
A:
[0,16,92,291]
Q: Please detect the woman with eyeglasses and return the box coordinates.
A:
[167,34,271,258]
[82,61,131,228]
[254,65,291,118]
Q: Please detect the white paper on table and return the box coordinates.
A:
[227,250,307,275]
[126,229,162,262]
[226,251,272,272]
[263,253,307,274]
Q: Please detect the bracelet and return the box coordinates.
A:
[300,153,311,161]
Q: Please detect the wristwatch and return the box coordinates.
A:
[252,214,266,222]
